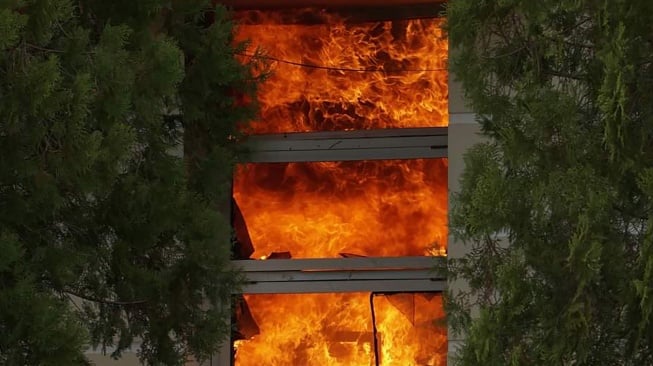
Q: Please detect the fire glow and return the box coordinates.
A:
[235,10,448,133]
[235,293,446,365]
[234,159,447,259]
[232,8,448,366]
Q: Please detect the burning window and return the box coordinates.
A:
[234,293,447,366]
[234,159,447,259]
[234,11,448,133]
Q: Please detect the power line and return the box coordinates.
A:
[237,52,447,73]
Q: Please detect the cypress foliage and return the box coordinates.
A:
[447,1,653,365]
[0,1,266,364]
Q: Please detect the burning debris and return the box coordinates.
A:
[234,296,260,341]
[232,198,254,259]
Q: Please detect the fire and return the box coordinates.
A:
[234,11,448,133]
[234,293,447,366]
[233,159,447,258]
[231,8,448,365]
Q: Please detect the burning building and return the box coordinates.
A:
[85,1,484,365]
[225,1,449,365]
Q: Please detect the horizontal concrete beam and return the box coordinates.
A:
[233,256,446,294]
[243,127,448,162]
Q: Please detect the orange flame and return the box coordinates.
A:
[235,293,447,366]
[231,9,448,365]
[234,159,447,258]
[234,12,448,132]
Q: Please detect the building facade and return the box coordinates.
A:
[86,1,480,365]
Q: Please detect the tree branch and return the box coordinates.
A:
[25,43,95,55]
[544,69,588,81]
[63,289,147,306]
[25,43,65,53]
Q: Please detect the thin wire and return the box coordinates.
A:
[238,52,446,73]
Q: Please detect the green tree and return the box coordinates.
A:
[446,1,653,365]
[0,1,266,364]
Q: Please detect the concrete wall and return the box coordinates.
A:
[446,52,482,364]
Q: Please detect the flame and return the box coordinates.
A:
[234,11,448,132]
[231,8,448,365]
[235,293,447,366]
[234,159,447,258]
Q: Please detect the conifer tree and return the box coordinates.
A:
[447,1,653,365]
[0,1,265,364]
